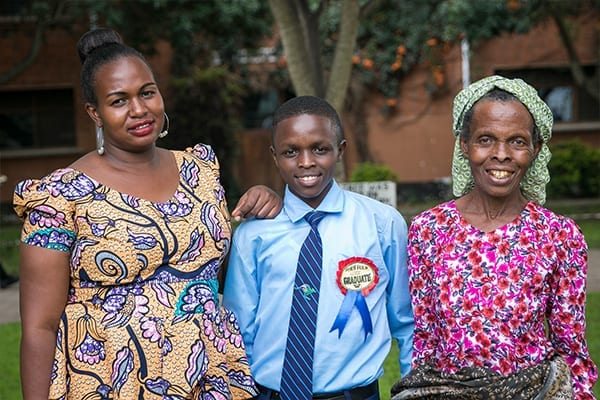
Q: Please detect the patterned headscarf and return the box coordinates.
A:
[451,75,554,204]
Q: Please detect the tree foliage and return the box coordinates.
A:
[2,0,598,183]
[83,0,272,76]
[547,140,600,199]
[266,0,598,167]
[329,0,599,103]
[267,0,544,165]
[0,0,274,201]
[165,66,246,202]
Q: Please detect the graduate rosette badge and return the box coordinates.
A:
[330,256,379,340]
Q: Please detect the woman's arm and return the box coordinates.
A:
[547,220,598,399]
[19,243,70,400]
[407,219,438,368]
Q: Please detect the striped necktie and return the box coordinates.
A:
[280,211,326,400]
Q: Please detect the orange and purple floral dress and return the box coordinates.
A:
[13,144,257,399]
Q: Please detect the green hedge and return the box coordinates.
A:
[547,140,600,199]
[349,162,398,182]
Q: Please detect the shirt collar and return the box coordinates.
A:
[283,180,344,223]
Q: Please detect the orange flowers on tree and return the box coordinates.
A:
[362,58,374,69]
[507,0,521,11]
[432,66,444,87]
[426,37,438,47]
[277,56,287,68]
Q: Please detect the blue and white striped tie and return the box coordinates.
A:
[280,211,326,400]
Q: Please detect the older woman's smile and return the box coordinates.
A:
[488,169,512,179]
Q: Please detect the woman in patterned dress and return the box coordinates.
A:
[13,28,281,400]
[392,76,597,399]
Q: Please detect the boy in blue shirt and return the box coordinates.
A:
[223,96,413,400]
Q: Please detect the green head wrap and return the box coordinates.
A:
[451,75,554,204]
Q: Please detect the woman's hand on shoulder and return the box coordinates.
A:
[231,185,282,221]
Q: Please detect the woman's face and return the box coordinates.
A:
[461,99,540,200]
[86,56,164,154]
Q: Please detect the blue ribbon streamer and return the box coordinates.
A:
[330,291,373,341]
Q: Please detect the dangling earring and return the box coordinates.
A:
[158,113,169,138]
[96,126,105,155]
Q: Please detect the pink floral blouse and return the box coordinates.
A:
[408,200,598,399]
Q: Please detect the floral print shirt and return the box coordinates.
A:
[13,144,257,400]
[408,200,598,399]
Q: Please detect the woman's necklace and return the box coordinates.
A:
[488,210,501,220]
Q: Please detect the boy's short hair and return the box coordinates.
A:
[272,96,344,144]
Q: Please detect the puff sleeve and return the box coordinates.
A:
[13,169,79,252]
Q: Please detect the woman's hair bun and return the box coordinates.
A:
[77,28,124,65]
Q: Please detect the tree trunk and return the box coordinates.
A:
[269,0,323,96]
[551,12,599,101]
[325,0,360,112]
[293,0,326,97]
[346,79,372,164]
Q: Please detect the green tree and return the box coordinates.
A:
[2,0,598,180]
[267,0,377,178]
[0,0,273,201]
[267,0,363,112]
[165,66,246,201]
[0,0,273,81]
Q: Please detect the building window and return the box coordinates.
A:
[539,86,573,122]
[0,89,76,150]
[496,66,599,123]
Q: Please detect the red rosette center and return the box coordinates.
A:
[335,256,379,296]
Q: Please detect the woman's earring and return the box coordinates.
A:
[96,126,105,155]
[158,113,169,138]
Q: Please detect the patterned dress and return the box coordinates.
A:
[13,144,257,400]
[408,200,598,400]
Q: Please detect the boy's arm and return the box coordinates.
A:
[222,230,260,359]
[384,212,414,377]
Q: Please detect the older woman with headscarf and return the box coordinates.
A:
[391,75,598,400]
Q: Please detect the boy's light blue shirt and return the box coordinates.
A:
[223,181,414,393]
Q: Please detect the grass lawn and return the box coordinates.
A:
[0,323,20,400]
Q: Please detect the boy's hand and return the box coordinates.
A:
[232,185,282,221]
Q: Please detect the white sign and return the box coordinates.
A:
[340,181,397,207]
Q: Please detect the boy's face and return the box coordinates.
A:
[271,114,346,209]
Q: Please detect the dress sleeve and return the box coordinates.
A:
[546,217,598,400]
[13,175,76,252]
[407,212,439,368]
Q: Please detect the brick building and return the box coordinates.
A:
[0,10,598,206]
